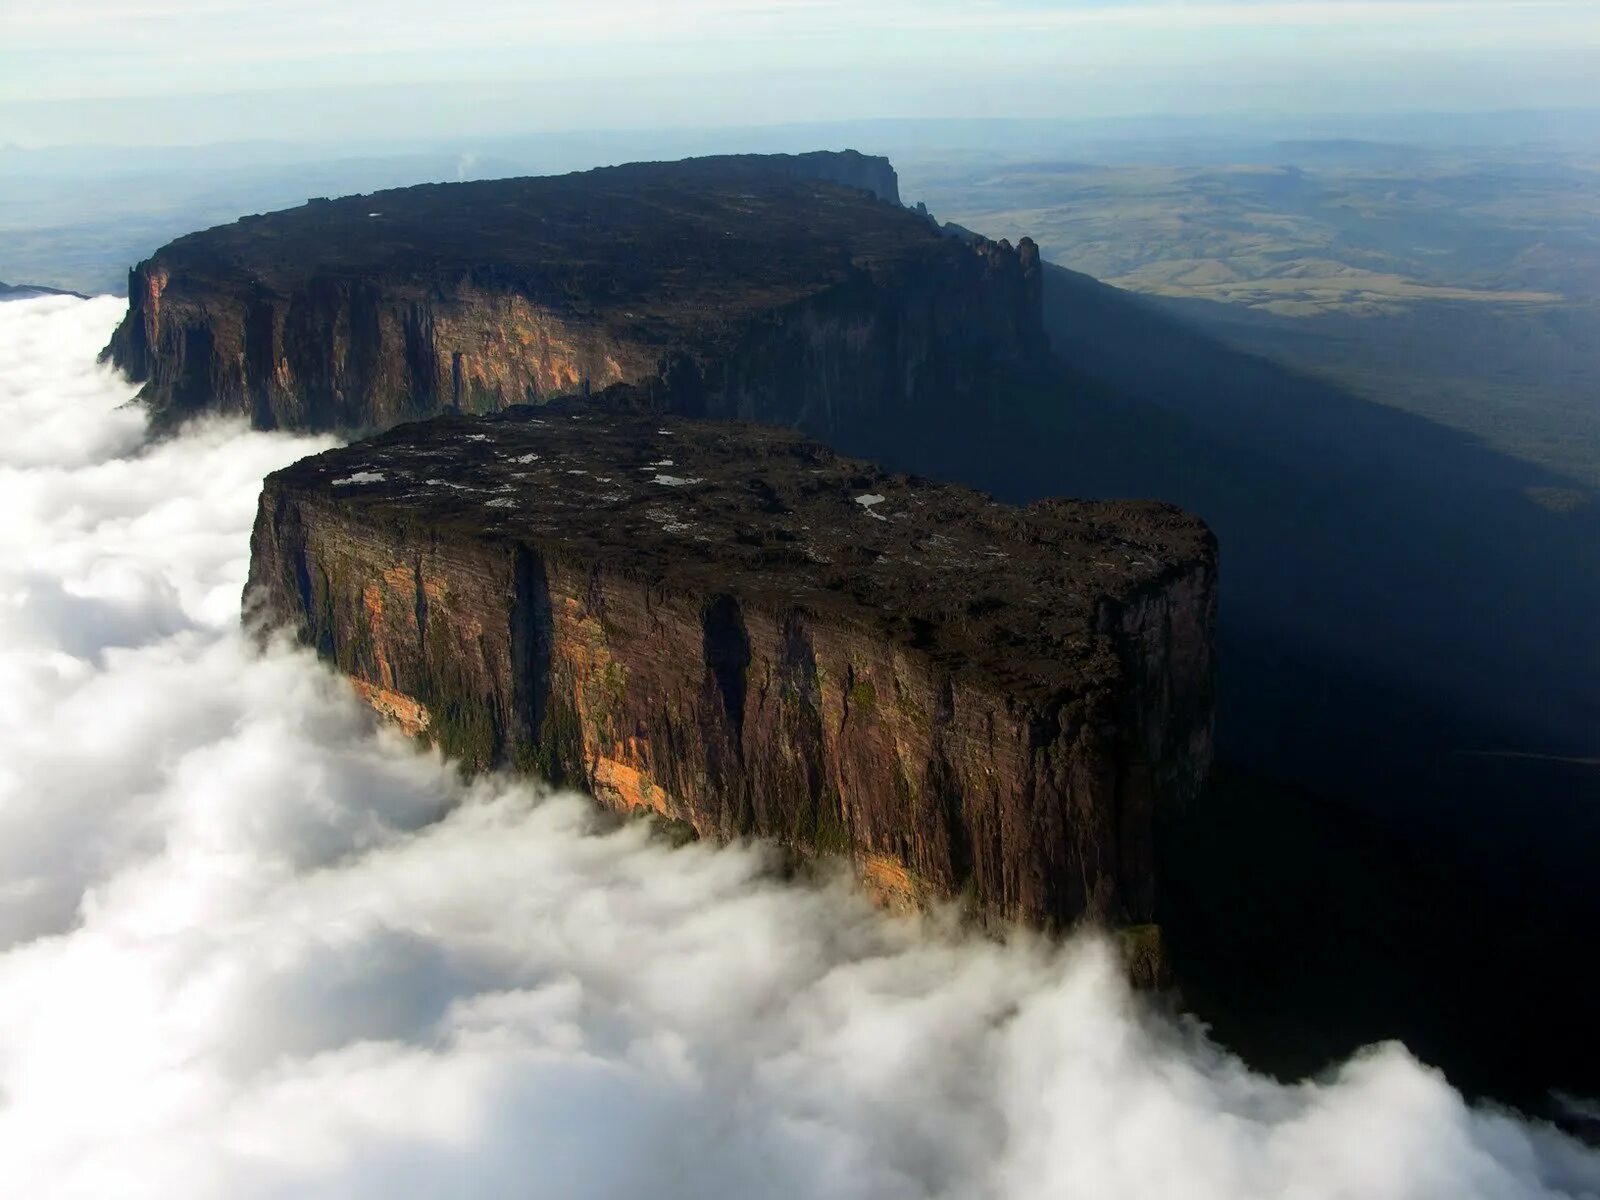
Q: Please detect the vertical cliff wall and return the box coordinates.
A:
[680,236,1044,451]
[108,273,659,431]
[763,148,901,203]
[102,152,1042,436]
[246,412,1216,931]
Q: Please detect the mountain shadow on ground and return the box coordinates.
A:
[1028,263,1599,858]
[813,261,1599,1116]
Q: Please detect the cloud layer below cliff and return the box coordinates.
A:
[0,295,1595,1198]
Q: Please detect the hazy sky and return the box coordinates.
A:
[3,0,1599,145]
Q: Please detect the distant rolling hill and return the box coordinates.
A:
[0,280,88,300]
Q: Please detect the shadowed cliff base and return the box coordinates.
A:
[1157,766,1600,1128]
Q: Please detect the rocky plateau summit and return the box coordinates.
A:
[103,150,1044,446]
[249,408,1216,930]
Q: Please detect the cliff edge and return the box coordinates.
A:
[247,408,1216,931]
[104,151,1043,438]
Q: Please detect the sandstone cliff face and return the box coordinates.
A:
[105,152,1039,438]
[246,410,1216,931]
[111,273,660,432]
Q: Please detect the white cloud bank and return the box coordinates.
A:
[0,294,1595,1198]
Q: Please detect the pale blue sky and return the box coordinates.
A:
[3,0,1598,145]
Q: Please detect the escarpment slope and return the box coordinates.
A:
[104,151,1043,438]
[247,408,1216,930]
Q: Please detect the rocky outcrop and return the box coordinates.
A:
[246,408,1216,931]
[759,148,901,203]
[103,151,1042,438]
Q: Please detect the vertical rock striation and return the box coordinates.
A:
[246,410,1216,931]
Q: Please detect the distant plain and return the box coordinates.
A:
[900,140,1600,490]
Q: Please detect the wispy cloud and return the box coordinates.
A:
[7,0,1593,33]
[2,0,1597,133]
[7,0,1598,57]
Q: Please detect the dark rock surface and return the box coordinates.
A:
[104,151,1044,437]
[247,408,1216,930]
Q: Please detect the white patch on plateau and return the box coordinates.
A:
[855,493,889,521]
[653,474,703,487]
[331,471,385,487]
[645,506,694,534]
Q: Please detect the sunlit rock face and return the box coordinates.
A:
[103,151,1043,440]
[247,408,1216,932]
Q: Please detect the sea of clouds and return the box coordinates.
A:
[0,294,1595,1198]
